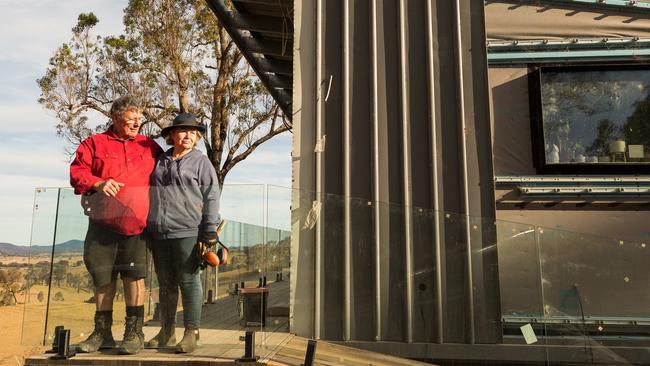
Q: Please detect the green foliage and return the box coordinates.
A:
[0,269,23,306]
[52,263,67,288]
[623,94,650,146]
[53,291,65,301]
[72,13,99,34]
[587,119,619,156]
[38,0,290,186]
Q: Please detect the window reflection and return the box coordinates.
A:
[541,69,650,164]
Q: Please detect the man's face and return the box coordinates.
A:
[112,109,142,140]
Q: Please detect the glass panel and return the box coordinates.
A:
[256,185,294,358]
[24,184,649,364]
[42,188,92,346]
[347,195,374,342]
[39,187,158,348]
[541,68,650,165]
[410,204,438,343]
[22,188,59,346]
[493,219,544,346]
[538,226,644,364]
[220,184,264,226]
[196,219,246,358]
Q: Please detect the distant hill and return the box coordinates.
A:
[0,240,83,257]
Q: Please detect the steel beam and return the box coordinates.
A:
[241,37,292,59]
[231,13,293,38]
[425,0,444,344]
[397,0,415,344]
[342,0,352,343]
[314,0,324,341]
[290,0,316,338]
[205,0,292,117]
[256,58,292,77]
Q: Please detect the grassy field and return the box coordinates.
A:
[0,293,45,366]
[1,283,143,365]
[0,242,289,366]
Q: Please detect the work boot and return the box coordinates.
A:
[145,320,176,349]
[76,312,116,353]
[175,327,200,353]
[118,316,145,355]
[146,291,178,349]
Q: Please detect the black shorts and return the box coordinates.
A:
[83,220,149,288]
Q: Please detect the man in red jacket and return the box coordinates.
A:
[70,96,162,355]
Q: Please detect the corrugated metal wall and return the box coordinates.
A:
[291,0,499,346]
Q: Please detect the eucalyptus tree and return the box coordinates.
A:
[38,0,290,187]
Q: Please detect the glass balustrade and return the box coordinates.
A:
[20,184,648,364]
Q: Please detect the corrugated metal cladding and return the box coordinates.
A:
[292,0,499,345]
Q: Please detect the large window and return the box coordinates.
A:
[531,65,650,174]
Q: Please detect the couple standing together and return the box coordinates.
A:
[69,96,220,354]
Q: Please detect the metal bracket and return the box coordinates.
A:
[300,339,318,366]
[51,328,76,360]
[237,330,259,363]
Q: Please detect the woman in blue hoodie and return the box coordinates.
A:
[146,113,220,353]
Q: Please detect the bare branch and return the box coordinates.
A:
[223,123,290,173]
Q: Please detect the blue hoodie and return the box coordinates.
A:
[147,148,220,239]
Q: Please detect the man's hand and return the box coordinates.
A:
[93,179,125,197]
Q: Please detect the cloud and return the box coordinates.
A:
[0,0,127,123]
[0,133,70,180]
[0,103,61,134]
[0,1,126,65]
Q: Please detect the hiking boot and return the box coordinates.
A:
[76,312,116,353]
[146,292,178,349]
[175,327,200,353]
[145,321,176,349]
[118,316,144,355]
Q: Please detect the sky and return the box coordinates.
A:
[0,0,292,246]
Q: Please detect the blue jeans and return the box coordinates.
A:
[151,236,202,328]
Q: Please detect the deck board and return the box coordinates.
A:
[26,279,432,365]
[263,336,433,366]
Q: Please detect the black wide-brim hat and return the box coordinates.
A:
[160,113,206,137]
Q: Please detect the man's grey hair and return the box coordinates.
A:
[110,96,141,116]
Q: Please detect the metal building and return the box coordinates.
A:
[207,0,650,364]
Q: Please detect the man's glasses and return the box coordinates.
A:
[121,117,143,126]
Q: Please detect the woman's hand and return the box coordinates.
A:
[198,231,218,245]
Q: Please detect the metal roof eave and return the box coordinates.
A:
[205,0,293,119]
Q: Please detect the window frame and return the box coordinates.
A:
[529,63,650,175]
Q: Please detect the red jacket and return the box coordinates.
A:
[70,128,162,235]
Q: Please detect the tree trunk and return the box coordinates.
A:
[179,89,190,113]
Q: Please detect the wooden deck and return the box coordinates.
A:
[25,279,432,365]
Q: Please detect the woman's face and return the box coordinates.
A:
[171,127,199,150]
